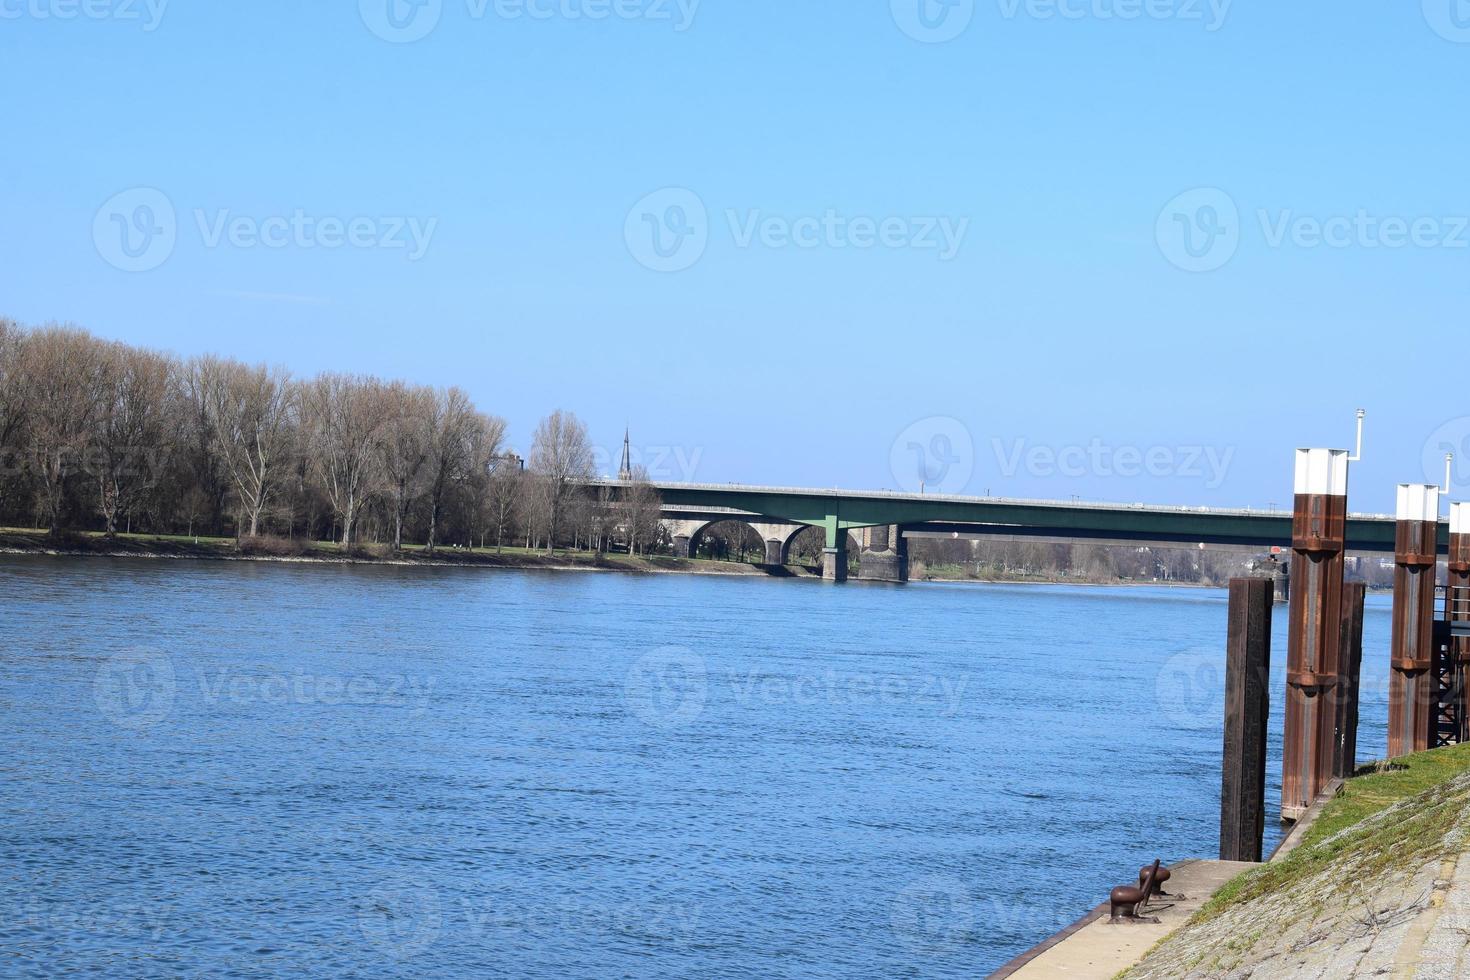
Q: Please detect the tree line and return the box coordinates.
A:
[906,536,1259,586]
[0,320,664,555]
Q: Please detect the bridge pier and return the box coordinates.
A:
[853,525,909,584]
[746,521,805,568]
[662,518,706,560]
[822,547,848,583]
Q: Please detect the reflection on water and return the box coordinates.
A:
[0,558,1392,977]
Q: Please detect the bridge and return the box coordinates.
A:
[589,480,1438,583]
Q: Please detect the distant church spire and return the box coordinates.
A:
[618,426,633,481]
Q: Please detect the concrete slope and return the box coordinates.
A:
[1126,770,1470,979]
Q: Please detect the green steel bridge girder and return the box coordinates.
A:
[630,483,1433,555]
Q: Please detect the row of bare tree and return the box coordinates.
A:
[0,321,663,554]
[905,536,1257,585]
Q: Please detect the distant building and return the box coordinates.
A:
[491,451,524,473]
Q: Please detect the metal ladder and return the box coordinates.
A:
[1435,585,1470,747]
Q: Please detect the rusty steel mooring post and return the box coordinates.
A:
[1388,484,1441,759]
[1283,448,1349,822]
[1446,503,1470,745]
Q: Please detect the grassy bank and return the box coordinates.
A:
[0,527,793,577]
[1126,742,1470,978]
[1195,742,1470,923]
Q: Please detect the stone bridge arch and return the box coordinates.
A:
[664,518,809,565]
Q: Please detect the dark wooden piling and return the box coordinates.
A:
[1221,577,1273,863]
[1333,582,1366,779]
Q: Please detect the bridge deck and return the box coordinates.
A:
[587,480,1420,554]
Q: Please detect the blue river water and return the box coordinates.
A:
[0,557,1394,977]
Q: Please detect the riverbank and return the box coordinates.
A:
[0,527,1224,588]
[0,528,793,578]
[996,743,1470,978]
[0,528,1316,593]
[1123,743,1470,978]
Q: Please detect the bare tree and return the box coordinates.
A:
[421,388,484,553]
[620,467,663,556]
[301,374,391,547]
[448,412,507,549]
[15,327,109,533]
[528,410,593,555]
[195,356,295,539]
[176,359,231,536]
[587,483,619,553]
[0,320,20,447]
[376,382,434,551]
[518,474,550,550]
[484,455,522,552]
[0,320,25,514]
[91,343,175,536]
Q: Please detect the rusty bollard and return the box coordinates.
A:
[1138,864,1185,900]
[1109,859,1163,925]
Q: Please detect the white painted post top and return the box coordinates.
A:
[1294,448,1349,496]
[1397,484,1441,522]
[1452,501,1470,534]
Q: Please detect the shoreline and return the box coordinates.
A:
[0,531,1236,590]
[0,535,786,579]
[916,575,1221,591]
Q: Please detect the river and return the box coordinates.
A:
[0,557,1393,977]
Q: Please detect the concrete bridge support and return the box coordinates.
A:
[853,525,909,584]
[746,521,807,568]
[814,517,845,583]
[664,519,704,559]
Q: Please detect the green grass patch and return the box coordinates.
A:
[1193,742,1470,924]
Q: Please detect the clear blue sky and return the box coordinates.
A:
[4,2,1469,513]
